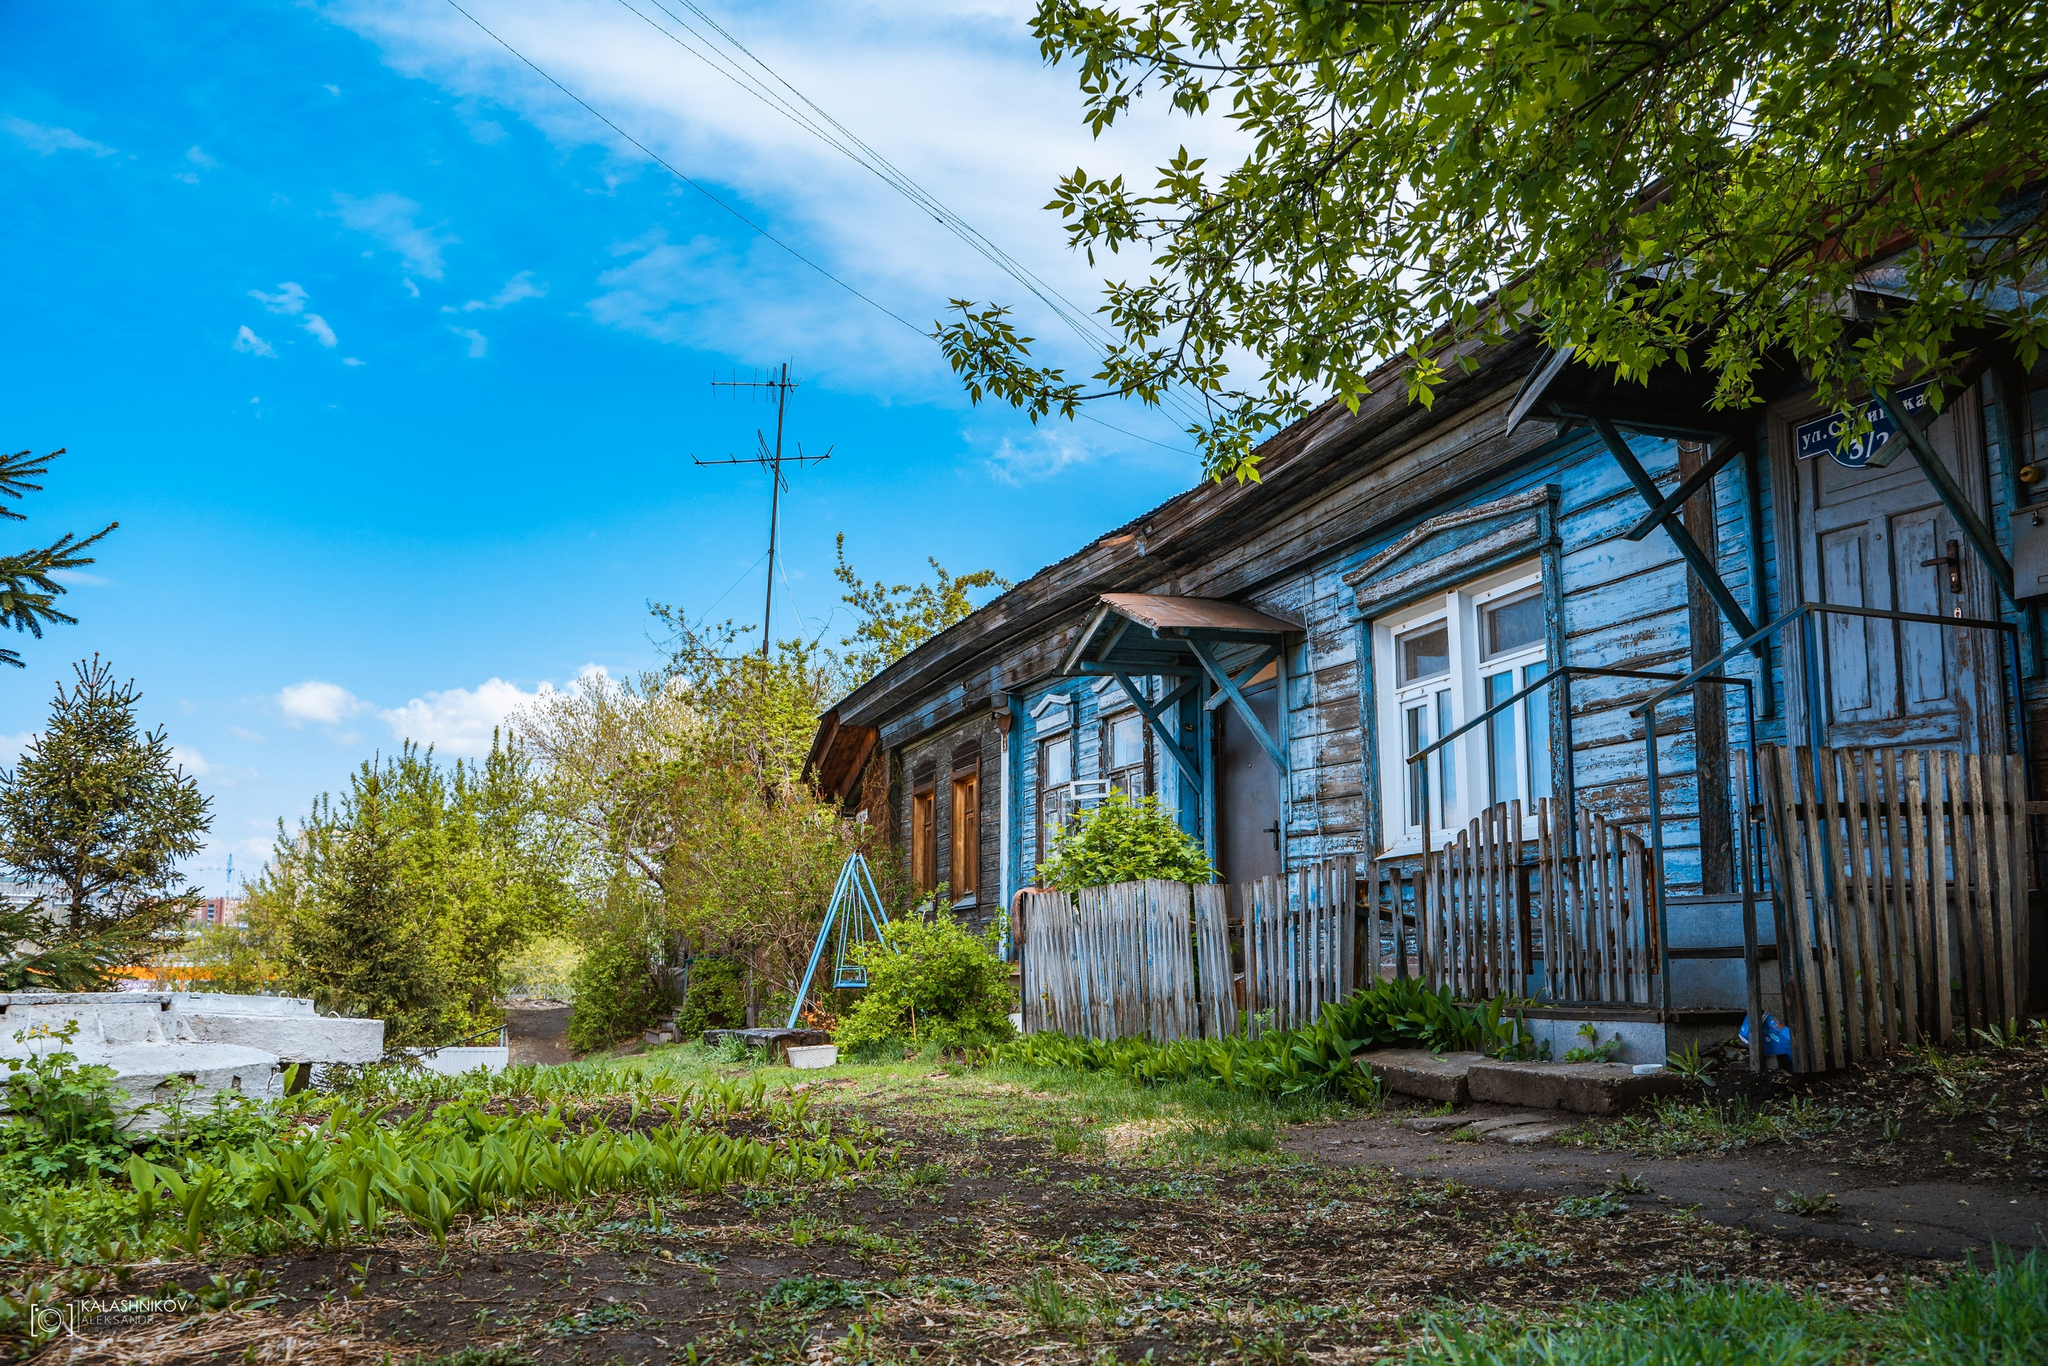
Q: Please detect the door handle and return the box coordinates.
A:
[1263,821,1281,852]
[1920,539,1963,597]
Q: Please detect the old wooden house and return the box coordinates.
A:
[805,326,2048,1069]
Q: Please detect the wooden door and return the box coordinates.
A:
[1215,680,1282,883]
[1777,384,2004,751]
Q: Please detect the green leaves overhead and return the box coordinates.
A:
[941,0,2048,480]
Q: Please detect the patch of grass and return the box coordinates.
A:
[906,1161,949,1187]
[1405,1251,2048,1365]
[1553,1192,1629,1218]
[1068,1232,1142,1272]
[418,1349,534,1366]
[1020,1268,1086,1331]
[1484,1237,1571,1269]
[1772,1189,1840,1216]
[543,1303,643,1337]
[761,1275,867,1314]
[1585,1093,1842,1157]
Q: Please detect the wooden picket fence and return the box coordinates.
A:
[1238,863,1356,1035]
[1377,799,1655,1005]
[1759,744,2032,1071]
[1015,860,1357,1042]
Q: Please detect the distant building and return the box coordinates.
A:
[189,897,245,928]
[0,880,67,923]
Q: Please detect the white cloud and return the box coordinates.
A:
[277,680,368,726]
[232,325,277,357]
[402,277,420,298]
[342,356,367,366]
[173,745,258,787]
[186,145,220,169]
[171,745,213,776]
[48,568,107,587]
[0,731,34,768]
[983,427,1100,484]
[455,270,544,312]
[323,83,342,96]
[320,0,1244,391]
[251,282,310,315]
[452,326,487,358]
[3,116,115,157]
[378,678,543,756]
[303,313,338,347]
[334,191,456,279]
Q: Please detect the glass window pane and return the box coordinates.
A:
[1111,714,1144,769]
[1483,591,1545,659]
[1524,662,1551,801]
[1485,671,1517,808]
[1405,703,1429,826]
[1398,622,1450,685]
[1043,736,1071,786]
[1434,689,1456,814]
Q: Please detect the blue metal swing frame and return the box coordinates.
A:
[785,851,892,1028]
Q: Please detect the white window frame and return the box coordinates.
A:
[1373,561,1550,856]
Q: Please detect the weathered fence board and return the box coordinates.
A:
[1758,744,2032,1072]
[1239,861,1355,1035]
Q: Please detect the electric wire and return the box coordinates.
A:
[446,0,923,336]
[447,0,1199,455]
[619,0,1213,435]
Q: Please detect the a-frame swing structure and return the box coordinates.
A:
[785,851,891,1028]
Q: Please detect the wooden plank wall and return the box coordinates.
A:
[1760,745,2032,1072]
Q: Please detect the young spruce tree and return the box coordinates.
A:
[0,656,210,948]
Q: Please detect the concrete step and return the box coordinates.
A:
[1354,1048,1486,1104]
[1468,1059,1688,1115]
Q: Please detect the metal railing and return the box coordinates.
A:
[1634,599,2026,1063]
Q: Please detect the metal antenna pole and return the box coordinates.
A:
[695,363,831,657]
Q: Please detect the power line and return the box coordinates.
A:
[615,0,1213,435]
[445,0,1201,454]
[445,0,924,336]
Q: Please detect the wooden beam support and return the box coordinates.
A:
[1113,673,1202,786]
[1187,636,1288,773]
[1624,433,1744,541]
[1592,416,1761,644]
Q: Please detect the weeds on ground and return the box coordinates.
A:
[1577,1093,1842,1157]
[1772,1189,1841,1216]
[1405,1249,2047,1365]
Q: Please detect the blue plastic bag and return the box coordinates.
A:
[1739,1013,1792,1058]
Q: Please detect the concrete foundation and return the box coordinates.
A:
[1355,1049,1485,1104]
[1467,1059,1688,1115]
[0,992,385,1127]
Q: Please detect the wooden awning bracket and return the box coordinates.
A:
[1111,672,1202,785]
[1624,432,1745,542]
[1590,415,1763,650]
[1186,636,1288,772]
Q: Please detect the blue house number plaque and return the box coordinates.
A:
[1794,381,1932,468]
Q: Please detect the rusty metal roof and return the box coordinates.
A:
[1097,593,1301,634]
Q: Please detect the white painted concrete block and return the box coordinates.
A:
[787,1044,838,1069]
[415,1046,508,1076]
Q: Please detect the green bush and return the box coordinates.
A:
[834,911,1016,1052]
[566,930,671,1054]
[675,954,748,1039]
[1035,791,1215,892]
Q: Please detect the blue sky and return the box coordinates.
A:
[0,1,1208,892]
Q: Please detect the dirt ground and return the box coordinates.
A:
[41,1057,2030,1366]
[505,1003,575,1067]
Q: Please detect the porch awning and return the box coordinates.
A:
[1061,593,1301,776]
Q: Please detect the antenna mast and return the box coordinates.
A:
[694,362,831,657]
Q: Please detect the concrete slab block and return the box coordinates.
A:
[704,1028,831,1060]
[416,1046,508,1076]
[178,1012,384,1064]
[1356,1049,1485,1104]
[1467,1060,1689,1115]
[1400,1115,1475,1133]
[1498,1122,1574,1145]
[1467,1112,1559,1136]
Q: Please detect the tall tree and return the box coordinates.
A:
[832,536,1008,686]
[0,657,210,945]
[240,738,571,1044]
[0,447,115,665]
[940,1,2048,480]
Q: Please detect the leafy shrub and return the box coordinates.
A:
[676,954,748,1039]
[834,911,1015,1052]
[567,929,671,1053]
[999,977,1529,1101]
[0,1023,133,1183]
[1035,791,1214,892]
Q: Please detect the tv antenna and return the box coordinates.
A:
[693,362,831,657]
